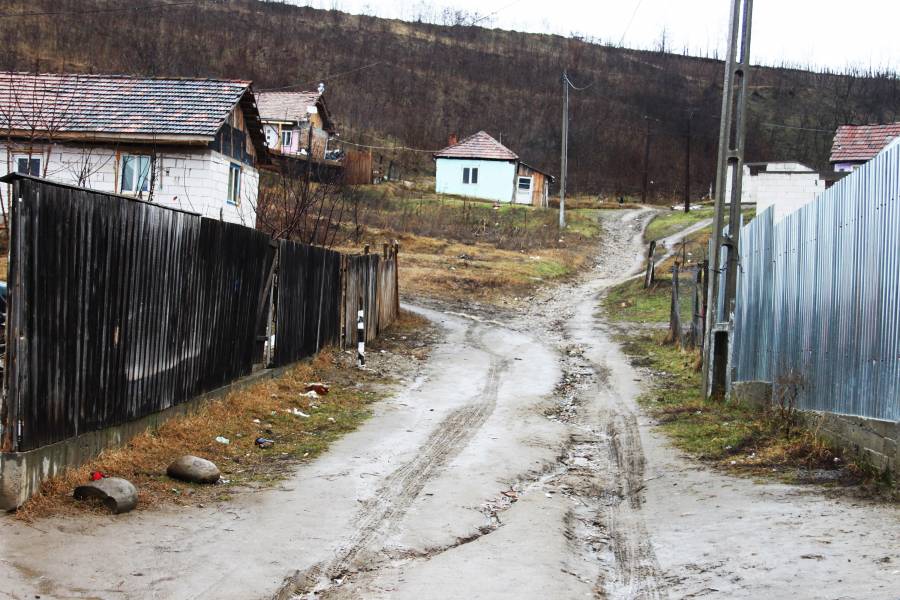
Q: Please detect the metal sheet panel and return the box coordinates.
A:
[732,143,900,422]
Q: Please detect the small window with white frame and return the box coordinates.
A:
[227,162,241,205]
[15,155,41,177]
[463,167,479,184]
[281,129,293,148]
[120,154,152,194]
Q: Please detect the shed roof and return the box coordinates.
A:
[256,90,335,133]
[0,72,261,142]
[256,91,321,122]
[830,123,900,163]
[434,131,518,161]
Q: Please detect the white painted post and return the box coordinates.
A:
[357,304,365,368]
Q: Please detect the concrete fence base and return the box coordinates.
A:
[730,380,773,408]
[802,412,899,474]
[730,380,898,474]
[1,365,290,511]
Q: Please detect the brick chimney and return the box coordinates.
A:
[448,132,458,146]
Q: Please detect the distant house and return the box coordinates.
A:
[256,86,337,163]
[433,131,554,207]
[830,123,900,172]
[0,72,270,227]
[725,161,824,223]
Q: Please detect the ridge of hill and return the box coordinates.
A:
[2,0,899,197]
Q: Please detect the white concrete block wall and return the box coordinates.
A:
[724,162,822,223]
[2,144,259,228]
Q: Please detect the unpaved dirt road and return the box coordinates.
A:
[1,209,898,600]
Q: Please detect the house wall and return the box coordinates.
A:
[516,163,550,207]
[752,172,822,223]
[725,163,822,222]
[435,158,516,203]
[1,144,259,227]
[265,122,330,160]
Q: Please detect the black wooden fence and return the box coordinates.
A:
[0,175,400,453]
[272,241,343,366]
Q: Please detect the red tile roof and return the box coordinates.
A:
[0,72,254,139]
[830,123,900,163]
[434,131,518,161]
[256,91,321,122]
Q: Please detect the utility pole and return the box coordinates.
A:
[559,71,569,229]
[702,0,754,399]
[640,117,651,203]
[684,111,693,213]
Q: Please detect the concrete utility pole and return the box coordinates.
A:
[559,71,569,229]
[684,111,693,213]
[703,0,754,399]
[641,116,651,203]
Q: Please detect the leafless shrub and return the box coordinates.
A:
[769,369,806,438]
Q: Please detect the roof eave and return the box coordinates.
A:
[2,129,214,145]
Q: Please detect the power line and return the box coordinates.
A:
[470,0,525,25]
[0,0,206,18]
[618,0,646,46]
[258,62,386,92]
[336,139,441,153]
[761,122,834,133]
[562,72,593,91]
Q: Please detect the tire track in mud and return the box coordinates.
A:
[542,209,667,599]
[275,323,510,599]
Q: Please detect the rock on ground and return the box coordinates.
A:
[166,455,221,484]
[73,477,138,514]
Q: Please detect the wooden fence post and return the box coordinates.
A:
[644,240,657,288]
[665,263,684,347]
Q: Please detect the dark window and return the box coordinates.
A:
[16,157,40,177]
[120,154,152,194]
[518,176,532,191]
[227,163,242,205]
[471,167,478,184]
[463,167,470,184]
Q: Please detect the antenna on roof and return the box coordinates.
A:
[317,82,325,95]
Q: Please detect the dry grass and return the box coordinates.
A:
[16,311,430,521]
[617,330,890,494]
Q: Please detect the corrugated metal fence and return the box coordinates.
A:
[0,176,401,452]
[731,143,900,422]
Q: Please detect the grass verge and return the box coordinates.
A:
[612,320,895,498]
[644,207,714,242]
[16,311,432,521]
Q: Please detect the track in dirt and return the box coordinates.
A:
[277,325,511,598]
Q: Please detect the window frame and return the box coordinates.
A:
[462,167,470,184]
[227,162,242,206]
[14,155,41,177]
[281,129,293,148]
[120,154,152,194]
[517,176,533,191]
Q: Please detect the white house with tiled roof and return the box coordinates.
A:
[433,131,553,206]
[0,72,272,228]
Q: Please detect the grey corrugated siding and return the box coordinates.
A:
[731,142,900,421]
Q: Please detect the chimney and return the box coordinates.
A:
[448,132,458,146]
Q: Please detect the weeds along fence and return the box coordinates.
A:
[0,175,400,453]
[731,142,900,422]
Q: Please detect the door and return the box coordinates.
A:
[516,176,533,205]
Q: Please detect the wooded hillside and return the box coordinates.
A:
[3,0,900,198]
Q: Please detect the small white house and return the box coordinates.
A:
[0,72,271,228]
[725,161,823,223]
[434,131,553,207]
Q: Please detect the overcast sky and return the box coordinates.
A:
[288,0,898,72]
